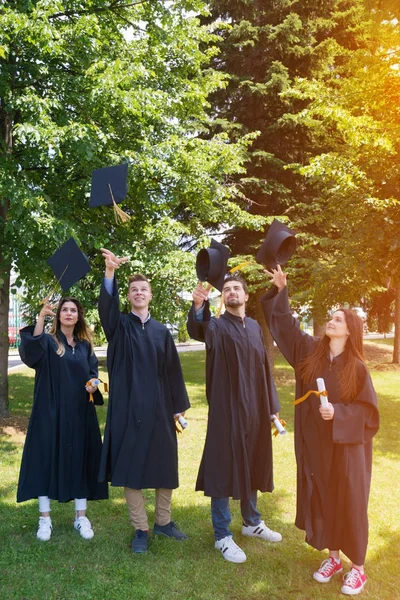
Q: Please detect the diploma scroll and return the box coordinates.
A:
[174,414,188,433]
[316,378,329,408]
[271,415,287,436]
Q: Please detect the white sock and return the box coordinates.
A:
[38,496,51,514]
[74,498,87,512]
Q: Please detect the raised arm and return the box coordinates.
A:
[98,248,129,341]
[261,266,313,369]
[186,283,211,343]
[33,302,56,337]
[19,302,56,368]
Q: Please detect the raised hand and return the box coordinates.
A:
[265,264,288,292]
[39,302,56,319]
[34,302,56,336]
[193,282,211,311]
[101,247,129,277]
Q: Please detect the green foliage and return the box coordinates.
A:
[0,0,260,324]
[205,0,400,337]
[177,319,190,343]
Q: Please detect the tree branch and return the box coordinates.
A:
[48,0,152,20]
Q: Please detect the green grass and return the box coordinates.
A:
[1,351,399,600]
[371,336,394,347]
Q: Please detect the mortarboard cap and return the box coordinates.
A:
[47,237,91,292]
[89,163,130,223]
[256,218,296,269]
[196,239,230,292]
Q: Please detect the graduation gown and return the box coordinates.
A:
[98,278,190,489]
[261,287,379,565]
[187,302,280,500]
[17,327,108,503]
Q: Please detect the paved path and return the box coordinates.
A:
[8,343,205,372]
[8,334,392,372]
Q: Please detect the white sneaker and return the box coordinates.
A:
[215,536,246,563]
[242,520,282,542]
[37,516,52,541]
[74,516,94,540]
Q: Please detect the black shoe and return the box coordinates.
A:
[153,521,188,540]
[131,529,149,553]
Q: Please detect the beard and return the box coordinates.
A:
[225,296,244,308]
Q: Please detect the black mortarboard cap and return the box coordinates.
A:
[89,163,128,208]
[47,237,91,292]
[256,218,296,269]
[196,239,230,292]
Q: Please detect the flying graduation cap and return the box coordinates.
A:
[89,163,131,224]
[46,237,91,297]
[196,239,230,293]
[256,218,297,270]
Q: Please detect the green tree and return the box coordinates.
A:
[205,1,400,363]
[284,1,400,361]
[0,0,261,417]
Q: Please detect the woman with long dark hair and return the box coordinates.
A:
[262,266,379,596]
[17,298,108,541]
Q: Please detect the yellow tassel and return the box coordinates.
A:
[40,265,69,305]
[108,183,131,224]
[216,293,224,318]
[229,261,251,273]
[293,389,328,406]
[86,377,109,402]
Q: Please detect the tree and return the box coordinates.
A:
[204,0,400,362]
[0,0,262,417]
[203,1,378,315]
[284,1,400,360]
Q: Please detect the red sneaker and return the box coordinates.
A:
[313,557,343,583]
[341,568,367,595]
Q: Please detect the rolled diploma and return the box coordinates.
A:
[178,415,188,429]
[272,415,286,435]
[316,378,329,408]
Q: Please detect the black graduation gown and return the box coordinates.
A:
[261,287,379,565]
[17,327,108,503]
[98,278,190,489]
[187,301,280,500]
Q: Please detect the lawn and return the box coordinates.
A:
[0,345,399,600]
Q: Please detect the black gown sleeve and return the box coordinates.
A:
[186,300,211,343]
[257,322,281,416]
[332,363,379,444]
[260,286,314,369]
[98,276,121,342]
[165,331,191,414]
[87,344,104,406]
[19,326,50,369]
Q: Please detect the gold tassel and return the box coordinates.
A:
[216,292,224,318]
[229,261,251,273]
[108,183,131,224]
[272,417,287,437]
[40,265,69,305]
[293,389,328,406]
[86,378,109,402]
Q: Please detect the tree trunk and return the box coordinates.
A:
[0,109,12,417]
[393,279,400,365]
[0,271,10,418]
[313,320,326,337]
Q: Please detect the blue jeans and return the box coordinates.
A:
[211,491,261,541]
